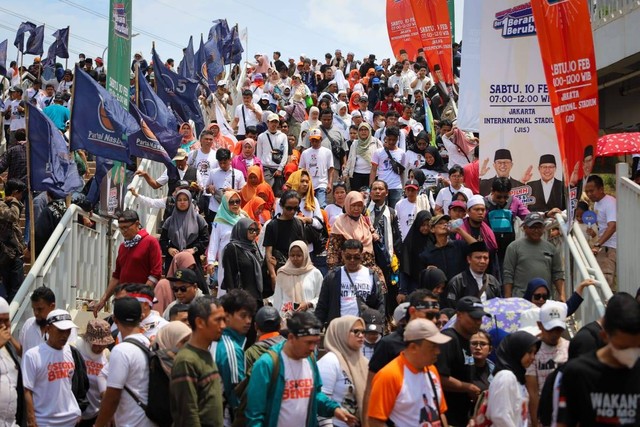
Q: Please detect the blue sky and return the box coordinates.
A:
[0,0,463,69]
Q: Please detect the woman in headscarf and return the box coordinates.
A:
[300,106,320,146]
[231,138,263,180]
[244,196,267,226]
[207,190,245,296]
[207,122,235,151]
[327,191,385,286]
[406,130,430,170]
[240,165,265,206]
[160,189,209,274]
[344,122,383,191]
[221,218,265,300]
[522,277,591,316]
[348,91,361,113]
[333,101,351,139]
[153,252,205,313]
[398,211,434,302]
[179,122,199,151]
[153,321,192,376]
[486,331,540,426]
[317,315,369,426]
[272,241,322,317]
[348,69,362,92]
[253,53,270,75]
[256,182,276,218]
[333,69,349,93]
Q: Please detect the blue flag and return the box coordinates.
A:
[195,34,223,92]
[71,66,139,163]
[27,105,84,198]
[86,156,113,205]
[0,39,7,78]
[224,24,244,65]
[14,21,37,53]
[152,47,205,134]
[178,36,195,79]
[128,103,176,166]
[25,25,45,56]
[52,27,69,59]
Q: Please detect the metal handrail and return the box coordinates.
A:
[591,0,640,29]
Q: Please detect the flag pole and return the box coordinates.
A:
[66,63,78,208]
[19,52,23,83]
[24,105,36,262]
[135,62,139,107]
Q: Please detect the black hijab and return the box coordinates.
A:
[422,145,447,173]
[228,218,264,292]
[419,268,447,291]
[401,210,433,278]
[495,331,541,384]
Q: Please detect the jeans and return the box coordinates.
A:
[388,189,403,208]
[0,256,24,303]
[315,188,327,209]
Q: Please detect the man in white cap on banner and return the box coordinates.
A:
[0,296,23,426]
[22,309,81,427]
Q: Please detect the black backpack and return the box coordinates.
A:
[70,346,90,413]
[122,338,172,427]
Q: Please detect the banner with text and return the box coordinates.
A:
[410,0,455,91]
[478,0,565,212]
[386,0,423,62]
[531,0,599,207]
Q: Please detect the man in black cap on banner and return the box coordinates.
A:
[480,148,526,195]
[569,144,595,201]
[528,153,565,212]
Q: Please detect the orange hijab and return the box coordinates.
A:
[244,196,266,224]
[348,92,361,113]
[256,182,276,214]
[240,165,264,206]
[348,69,361,91]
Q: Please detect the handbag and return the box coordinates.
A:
[385,147,405,176]
[266,133,284,164]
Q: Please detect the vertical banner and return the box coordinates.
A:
[456,0,482,132]
[386,0,423,62]
[103,0,132,216]
[410,0,455,95]
[478,0,565,212]
[530,0,599,208]
[448,0,456,40]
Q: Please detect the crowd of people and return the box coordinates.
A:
[0,44,635,427]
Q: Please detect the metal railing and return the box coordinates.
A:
[556,213,613,329]
[616,162,640,295]
[590,0,640,29]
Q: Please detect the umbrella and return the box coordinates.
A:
[596,132,640,157]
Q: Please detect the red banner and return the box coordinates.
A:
[386,0,423,62]
[531,0,599,189]
[410,0,454,87]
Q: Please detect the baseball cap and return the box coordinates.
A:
[267,113,280,122]
[372,77,381,85]
[309,128,322,140]
[404,318,452,344]
[404,179,419,190]
[168,268,198,284]
[429,214,450,226]
[360,95,368,101]
[172,148,188,161]
[375,65,384,72]
[84,319,115,346]
[393,302,410,324]
[46,309,78,330]
[523,212,545,227]
[113,296,142,324]
[456,296,491,319]
[217,79,227,86]
[255,306,281,330]
[361,308,384,334]
[9,86,22,93]
[449,200,467,211]
[539,301,567,330]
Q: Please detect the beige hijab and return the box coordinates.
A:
[154,321,192,375]
[331,191,374,253]
[323,315,369,420]
[276,241,315,302]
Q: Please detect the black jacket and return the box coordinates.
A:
[528,178,565,212]
[315,267,385,327]
[444,269,502,308]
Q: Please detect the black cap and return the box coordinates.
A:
[118,209,139,223]
[113,296,142,324]
[494,149,512,161]
[538,154,556,166]
[168,268,198,284]
[54,94,63,102]
[242,89,253,96]
[9,86,22,93]
[255,306,281,330]
[361,308,384,334]
[466,241,489,256]
[215,148,231,161]
[369,54,376,60]
[456,296,490,318]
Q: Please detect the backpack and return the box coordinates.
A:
[470,389,492,427]
[487,198,514,234]
[123,338,172,427]
[70,346,90,413]
[232,349,280,427]
[304,216,329,255]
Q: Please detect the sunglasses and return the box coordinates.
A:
[247,227,259,234]
[283,205,300,212]
[228,199,241,206]
[471,341,490,348]
[532,293,549,301]
[172,285,193,293]
[350,329,365,336]
[344,255,361,261]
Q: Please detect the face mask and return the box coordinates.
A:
[610,345,640,369]
[378,120,385,128]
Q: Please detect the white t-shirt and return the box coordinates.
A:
[188,149,219,189]
[325,204,344,227]
[20,317,78,355]
[21,343,81,427]
[140,312,168,342]
[105,334,156,427]
[340,266,373,317]
[405,151,426,170]
[371,147,406,190]
[256,131,288,170]
[435,185,474,214]
[442,134,471,169]
[299,146,334,190]
[155,166,190,187]
[594,194,617,249]
[486,370,530,427]
[395,198,418,241]
[277,352,314,427]
[235,103,263,135]
[207,167,246,212]
[374,128,407,151]
[526,338,569,395]
[9,100,25,131]
[75,338,109,419]
[317,352,356,427]
[0,346,19,423]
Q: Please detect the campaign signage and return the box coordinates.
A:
[478,0,564,212]
[386,0,423,61]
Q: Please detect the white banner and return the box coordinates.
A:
[478,0,564,212]
[456,0,482,133]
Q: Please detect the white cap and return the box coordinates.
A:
[46,309,78,330]
[467,194,485,209]
[393,302,410,324]
[267,113,280,122]
[0,297,8,314]
[539,301,567,330]
[309,128,322,140]
[217,79,227,86]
